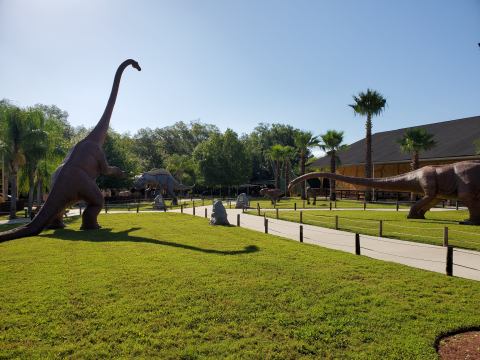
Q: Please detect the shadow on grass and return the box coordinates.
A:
[40,227,260,255]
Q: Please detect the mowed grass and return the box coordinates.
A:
[251,197,411,210]
[0,213,479,359]
[249,209,480,252]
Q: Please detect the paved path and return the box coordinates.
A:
[2,205,479,281]
[173,205,480,281]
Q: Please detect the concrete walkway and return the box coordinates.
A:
[173,205,480,282]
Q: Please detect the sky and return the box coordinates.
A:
[0,0,479,147]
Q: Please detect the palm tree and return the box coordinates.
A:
[349,89,387,201]
[319,130,347,201]
[0,104,27,219]
[398,128,436,171]
[294,131,319,199]
[266,144,284,190]
[279,145,296,195]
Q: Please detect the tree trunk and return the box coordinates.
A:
[330,152,336,201]
[275,161,280,189]
[27,174,35,217]
[300,152,306,200]
[410,151,420,201]
[9,171,17,220]
[364,114,373,201]
[36,179,43,205]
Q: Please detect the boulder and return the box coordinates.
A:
[210,200,229,226]
[153,194,166,210]
[235,193,249,209]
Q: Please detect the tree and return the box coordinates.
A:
[194,129,251,187]
[349,89,387,201]
[279,145,296,195]
[294,130,319,199]
[398,128,436,171]
[266,144,285,190]
[0,103,27,219]
[165,154,196,185]
[319,130,347,201]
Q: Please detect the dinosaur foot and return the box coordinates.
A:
[459,220,480,226]
[80,224,102,230]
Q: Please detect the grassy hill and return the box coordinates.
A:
[1,213,479,359]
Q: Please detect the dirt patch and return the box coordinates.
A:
[437,331,480,359]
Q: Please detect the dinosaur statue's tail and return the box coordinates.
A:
[288,172,423,195]
[0,188,66,243]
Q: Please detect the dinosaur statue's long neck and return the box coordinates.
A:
[289,171,423,194]
[86,60,134,145]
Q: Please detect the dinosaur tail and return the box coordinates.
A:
[0,187,66,243]
[288,172,423,195]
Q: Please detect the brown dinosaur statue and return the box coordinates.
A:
[0,59,141,242]
[259,188,283,205]
[288,160,480,225]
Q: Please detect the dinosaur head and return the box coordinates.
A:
[130,60,142,71]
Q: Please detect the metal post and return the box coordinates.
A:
[329,202,332,211]
[303,200,305,208]
[294,202,297,211]
[237,214,240,227]
[396,201,399,211]
[379,220,383,237]
[204,208,207,218]
[264,218,268,234]
[446,246,453,276]
[105,203,108,214]
[181,204,183,214]
[299,225,303,243]
[334,200,337,209]
[300,211,303,224]
[443,227,449,247]
[355,233,361,255]
[257,207,260,216]
[79,204,82,216]
[276,208,279,219]
[363,202,366,210]
[456,201,459,210]
[335,215,339,230]
[193,205,196,216]
[136,202,139,213]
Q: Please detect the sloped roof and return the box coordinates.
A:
[311,115,480,168]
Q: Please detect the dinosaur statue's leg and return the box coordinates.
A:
[417,198,441,218]
[407,196,437,219]
[79,181,104,230]
[47,214,66,229]
[460,198,480,225]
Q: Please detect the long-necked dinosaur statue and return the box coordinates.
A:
[288,160,480,225]
[0,59,141,242]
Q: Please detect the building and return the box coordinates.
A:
[310,115,480,193]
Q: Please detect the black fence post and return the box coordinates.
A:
[363,202,366,211]
[193,205,196,216]
[443,227,449,247]
[355,233,361,255]
[181,204,184,214]
[329,202,332,210]
[446,246,453,276]
[105,203,108,214]
[299,225,303,243]
[396,201,399,211]
[456,201,459,211]
[300,211,303,224]
[276,208,279,219]
[294,202,297,211]
[379,220,383,237]
[136,202,139,213]
[237,214,240,227]
[79,204,82,216]
[335,215,339,230]
[264,218,268,234]
[204,208,207,218]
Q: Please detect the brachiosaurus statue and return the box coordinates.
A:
[288,160,480,225]
[0,59,141,242]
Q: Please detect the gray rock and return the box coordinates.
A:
[235,193,249,209]
[210,200,230,226]
[153,194,166,210]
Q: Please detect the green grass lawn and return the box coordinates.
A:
[248,209,480,252]
[251,197,411,210]
[1,213,479,358]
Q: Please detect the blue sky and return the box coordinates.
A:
[1,0,479,146]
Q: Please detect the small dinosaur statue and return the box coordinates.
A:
[132,169,193,205]
[288,160,480,225]
[0,59,141,242]
[259,188,283,205]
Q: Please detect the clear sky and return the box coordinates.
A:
[1,0,479,146]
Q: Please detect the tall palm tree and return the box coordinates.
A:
[279,145,296,195]
[398,128,436,171]
[319,130,347,201]
[349,89,387,201]
[0,104,27,219]
[266,144,284,190]
[294,131,319,199]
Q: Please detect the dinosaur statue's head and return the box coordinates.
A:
[130,60,141,71]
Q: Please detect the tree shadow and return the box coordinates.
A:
[39,227,260,255]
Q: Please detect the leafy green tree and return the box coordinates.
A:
[319,130,347,201]
[294,130,319,199]
[194,129,251,187]
[0,103,27,219]
[266,144,285,190]
[165,154,196,185]
[398,128,436,171]
[132,127,165,171]
[349,89,387,201]
[97,130,142,190]
[279,145,296,194]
